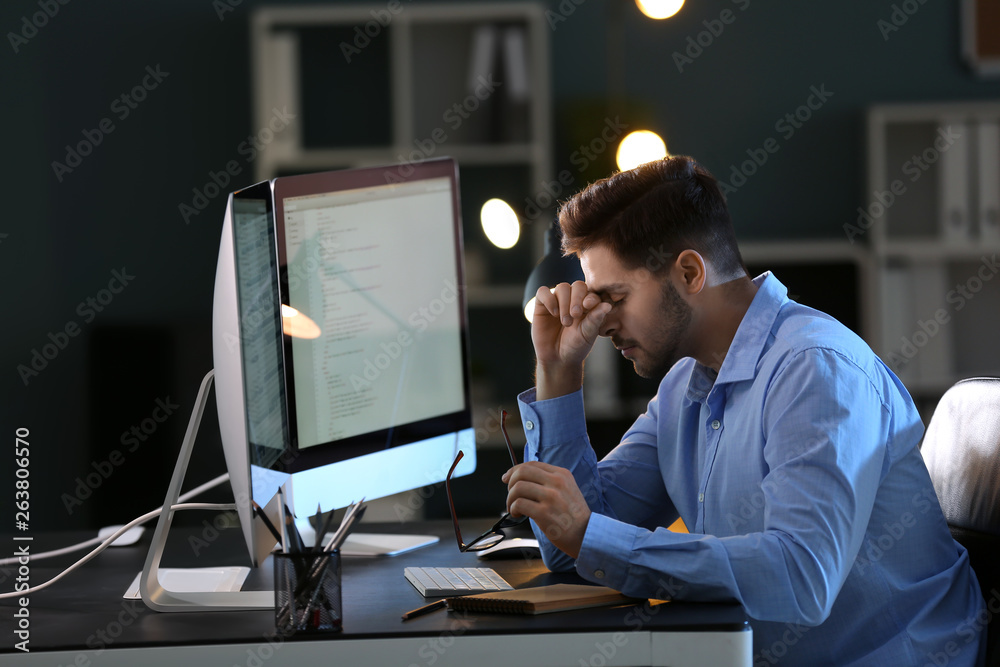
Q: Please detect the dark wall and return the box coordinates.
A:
[3,0,999,531]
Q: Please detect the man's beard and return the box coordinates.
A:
[619,279,692,380]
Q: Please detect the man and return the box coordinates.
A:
[503,155,985,665]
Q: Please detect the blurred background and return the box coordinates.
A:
[3,0,1000,532]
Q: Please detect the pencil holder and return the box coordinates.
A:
[274,550,343,636]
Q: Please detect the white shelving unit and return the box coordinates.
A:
[867,101,1000,396]
[249,3,553,309]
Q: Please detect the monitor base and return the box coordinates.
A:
[339,533,439,557]
[295,518,439,557]
[125,567,250,600]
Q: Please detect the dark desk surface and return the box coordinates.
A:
[0,520,748,657]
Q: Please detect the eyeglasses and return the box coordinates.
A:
[445,409,527,552]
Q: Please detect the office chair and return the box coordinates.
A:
[920,377,1000,666]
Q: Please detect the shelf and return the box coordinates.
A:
[867,101,1000,397]
[869,101,1000,123]
[251,3,552,183]
[265,144,542,175]
[739,239,869,263]
[878,239,1000,261]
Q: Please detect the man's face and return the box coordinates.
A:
[580,245,693,379]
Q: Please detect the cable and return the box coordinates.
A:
[0,502,236,599]
[0,472,229,567]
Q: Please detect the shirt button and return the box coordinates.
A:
[698,493,705,502]
[711,419,721,430]
[594,569,605,579]
[525,420,535,431]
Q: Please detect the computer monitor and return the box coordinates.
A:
[140,158,476,611]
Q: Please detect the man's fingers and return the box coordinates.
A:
[581,291,602,311]
[534,284,559,318]
[508,495,544,519]
[533,282,604,329]
[503,460,563,485]
[503,462,560,514]
[569,280,590,318]
[552,282,575,327]
[579,302,611,342]
[506,479,548,516]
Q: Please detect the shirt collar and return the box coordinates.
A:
[684,272,788,401]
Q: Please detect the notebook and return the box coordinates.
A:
[446,583,641,615]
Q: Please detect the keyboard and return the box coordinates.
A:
[404,566,514,597]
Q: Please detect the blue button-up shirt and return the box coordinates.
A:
[518,273,985,666]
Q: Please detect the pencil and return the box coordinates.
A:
[401,599,447,621]
[252,502,282,544]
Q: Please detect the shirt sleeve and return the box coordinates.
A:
[516,387,675,573]
[571,349,890,627]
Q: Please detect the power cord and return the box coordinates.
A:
[0,473,228,568]
[0,473,232,599]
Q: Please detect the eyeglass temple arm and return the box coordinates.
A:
[499,409,518,467]
[446,450,468,550]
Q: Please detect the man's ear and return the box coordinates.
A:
[673,249,706,295]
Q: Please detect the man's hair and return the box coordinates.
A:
[558,155,746,278]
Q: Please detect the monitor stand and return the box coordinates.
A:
[137,371,272,611]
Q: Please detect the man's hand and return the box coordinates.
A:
[502,461,592,559]
[531,281,611,400]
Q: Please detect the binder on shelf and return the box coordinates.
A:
[502,26,530,103]
[468,25,498,93]
[501,25,531,142]
[881,265,919,384]
[976,120,1000,244]
[910,265,953,386]
[938,120,973,244]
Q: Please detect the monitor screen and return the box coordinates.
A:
[275,168,469,469]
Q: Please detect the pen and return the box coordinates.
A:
[401,599,448,621]
[313,505,337,552]
[284,503,305,553]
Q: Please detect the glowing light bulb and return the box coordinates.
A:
[523,296,537,322]
[480,198,520,249]
[616,130,668,171]
[636,0,684,20]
